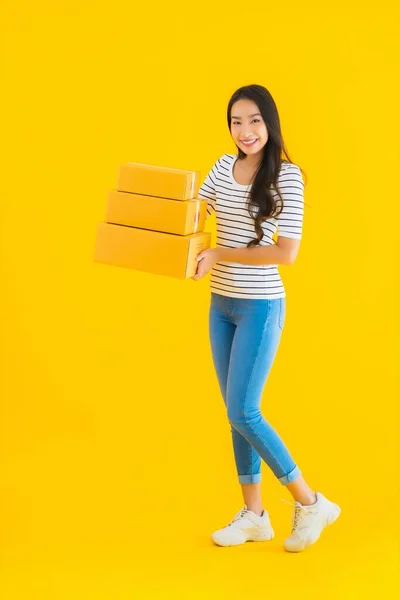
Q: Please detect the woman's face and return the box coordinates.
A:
[230,99,268,157]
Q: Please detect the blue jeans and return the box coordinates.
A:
[209,292,302,485]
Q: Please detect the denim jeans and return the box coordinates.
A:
[209,292,301,485]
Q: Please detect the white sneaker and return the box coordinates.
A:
[281,491,341,552]
[211,505,274,547]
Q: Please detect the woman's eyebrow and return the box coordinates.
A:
[231,113,261,119]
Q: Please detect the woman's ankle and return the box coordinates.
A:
[299,492,317,506]
[247,506,264,517]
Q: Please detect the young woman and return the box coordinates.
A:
[193,84,341,552]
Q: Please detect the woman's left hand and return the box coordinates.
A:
[192,248,221,280]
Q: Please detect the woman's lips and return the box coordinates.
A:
[241,139,258,147]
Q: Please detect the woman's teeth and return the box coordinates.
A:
[241,139,258,146]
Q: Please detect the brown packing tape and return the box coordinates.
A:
[193,199,200,233]
[188,199,205,235]
[187,172,197,199]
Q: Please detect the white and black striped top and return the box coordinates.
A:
[197,153,305,299]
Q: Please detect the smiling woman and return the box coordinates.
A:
[231,110,267,154]
[194,83,341,554]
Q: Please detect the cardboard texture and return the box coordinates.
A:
[105,190,207,235]
[94,222,211,279]
[117,162,201,200]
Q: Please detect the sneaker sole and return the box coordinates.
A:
[212,528,275,547]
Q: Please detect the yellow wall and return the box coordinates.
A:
[1,1,399,598]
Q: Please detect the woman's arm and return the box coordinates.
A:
[217,236,300,266]
[193,238,300,280]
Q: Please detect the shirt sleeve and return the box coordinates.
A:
[277,164,305,239]
[197,157,220,219]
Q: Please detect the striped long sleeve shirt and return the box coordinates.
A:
[197,153,305,299]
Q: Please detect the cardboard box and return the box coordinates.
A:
[105,190,207,235]
[117,162,201,200]
[94,222,211,279]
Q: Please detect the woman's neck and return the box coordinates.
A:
[240,150,263,169]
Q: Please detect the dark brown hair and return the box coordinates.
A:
[227,84,308,247]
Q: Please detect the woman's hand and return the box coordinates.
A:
[192,248,222,281]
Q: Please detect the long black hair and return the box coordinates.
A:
[227,84,308,247]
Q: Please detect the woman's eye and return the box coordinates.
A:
[233,119,260,125]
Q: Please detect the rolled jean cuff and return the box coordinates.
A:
[278,465,301,485]
[238,473,262,484]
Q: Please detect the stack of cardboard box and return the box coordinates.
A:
[94,162,211,278]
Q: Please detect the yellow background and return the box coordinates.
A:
[1,1,399,598]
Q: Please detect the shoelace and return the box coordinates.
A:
[280,498,312,533]
[225,507,250,527]
[225,506,267,527]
